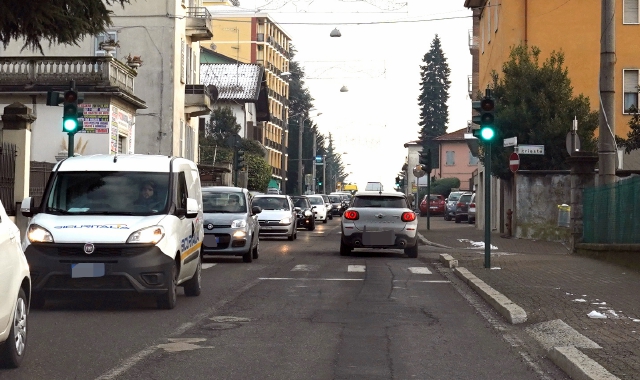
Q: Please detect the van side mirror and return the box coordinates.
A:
[251,205,262,215]
[186,198,199,219]
[20,197,35,217]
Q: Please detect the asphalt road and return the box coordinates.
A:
[2,218,568,379]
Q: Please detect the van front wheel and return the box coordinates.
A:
[183,256,201,296]
[157,262,177,309]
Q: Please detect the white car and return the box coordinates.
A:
[252,194,297,240]
[0,200,30,368]
[306,195,329,224]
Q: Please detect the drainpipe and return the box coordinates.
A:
[524,0,528,45]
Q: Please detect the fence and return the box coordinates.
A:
[0,143,16,215]
[30,161,55,208]
[583,175,640,243]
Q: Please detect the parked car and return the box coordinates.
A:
[419,194,445,216]
[0,200,30,368]
[291,196,315,231]
[340,191,419,258]
[328,195,345,216]
[444,191,466,221]
[252,194,297,240]
[307,195,329,224]
[201,187,261,263]
[320,194,333,220]
[454,192,474,223]
[468,193,476,224]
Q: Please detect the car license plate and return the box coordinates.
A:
[362,230,395,246]
[71,263,105,278]
[203,235,219,247]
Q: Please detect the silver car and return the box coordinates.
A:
[252,194,297,241]
[340,191,419,258]
[202,187,261,263]
[444,191,466,221]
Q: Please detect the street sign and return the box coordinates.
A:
[565,131,581,154]
[503,136,517,147]
[509,152,520,173]
[516,145,545,155]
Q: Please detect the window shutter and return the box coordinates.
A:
[487,2,491,42]
[180,119,185,157]
[624,70,639,93]
[181,40,186,84]
[624,0,639,23]
[494,2,499,32]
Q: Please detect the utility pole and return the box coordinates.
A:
[312,132,317,194]
[599,0,616,185]
[322,154,326,194]
[298,114,304,195]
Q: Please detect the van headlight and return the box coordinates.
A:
[279,217,292,225]
[127,226,165,244]
[231,219,247,228]
[28,224,54,243]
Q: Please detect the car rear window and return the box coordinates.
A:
[448,193,463,201]
[329,196,341,202]
[459,194,472,203]
[353,196,406,208]
[252,197,289,210]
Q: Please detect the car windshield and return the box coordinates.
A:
[353,196,406,208]
[45,171,170,215]
[253,197,289,210]
[292,198,308,209]
[203,191,246,213]
[308,197,324,205]
[329,196,341,202]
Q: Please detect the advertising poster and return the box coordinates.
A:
[79,104,110,134]
[110,105,134,154]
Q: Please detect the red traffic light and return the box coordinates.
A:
[480,97,495,112]
[64,90,78,103]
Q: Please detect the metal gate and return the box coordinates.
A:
[30,161,55,209]
[0,143,16,215]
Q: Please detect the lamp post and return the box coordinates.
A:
[297,110,321,195]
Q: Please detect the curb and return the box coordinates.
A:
[417,233,451,249]
[453,267,527,324]
[549,346,620,380]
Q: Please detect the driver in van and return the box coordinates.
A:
[134,180,161,210]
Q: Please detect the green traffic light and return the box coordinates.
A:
[63,118,78,132]
[480,126,495,141]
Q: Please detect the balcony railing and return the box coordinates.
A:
[0,56,136,93]
[186,7,213,42]
[468,29,479,50]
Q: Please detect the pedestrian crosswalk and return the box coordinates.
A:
[201,263,435,275]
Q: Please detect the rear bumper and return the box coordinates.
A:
[341,232,418,249]
[25,243,174,295]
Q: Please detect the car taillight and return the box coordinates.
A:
[401,212,416,222]
[344,210,359,220]
[457,202,464,207]
[469,203,475,208]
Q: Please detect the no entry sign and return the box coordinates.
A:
[509,152,520,173]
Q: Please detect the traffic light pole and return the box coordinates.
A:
[68,133,74,157]
[484,142,491,268]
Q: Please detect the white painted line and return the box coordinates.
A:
[394,280,450,283]
[408,267,432,274]
[291,264,319,271]
[202,264,216,269]
[259,277,363,281]
[348,265,366,272]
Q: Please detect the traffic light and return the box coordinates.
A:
[62,90,83,134]
[419,149,431,171]
[395,176,401,187]
[472,96,496,142]
[317,178,322,187]
[236,150,246,171]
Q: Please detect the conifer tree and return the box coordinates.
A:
[417,35,451,142]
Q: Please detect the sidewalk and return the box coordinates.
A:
[417,217,640,380]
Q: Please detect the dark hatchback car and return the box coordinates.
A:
[454,192,474,223]
[291,196,315,231]
[328,195,345,216]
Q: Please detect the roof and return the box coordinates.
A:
[201,64,264,101]
[55,154,191,172]
[434,127,468,142]
[354,191,405,197]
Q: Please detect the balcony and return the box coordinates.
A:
[185,84,214,117]
[186,7,213,42]
[468,29,479,51]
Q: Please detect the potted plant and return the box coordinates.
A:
[125,54,143,69]
[99,39,120,56]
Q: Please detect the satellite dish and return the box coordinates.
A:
[209,43,217,51]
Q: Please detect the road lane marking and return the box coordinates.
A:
[393,280,450,283]
[259,278,363,281]
[291,264,319,271]
[408,267,432,274]
[202,264,216,269]
[348,265,366,272]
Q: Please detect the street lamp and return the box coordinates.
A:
[297,110,322,195]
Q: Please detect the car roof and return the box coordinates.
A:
[253,194,288,198]
[54,154,193,172]
[354,191,404,197]
[203,186,246,193]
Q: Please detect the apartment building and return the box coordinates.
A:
[202,2,291,186]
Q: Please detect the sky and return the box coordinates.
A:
[218,0,473,191]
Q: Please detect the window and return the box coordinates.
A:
[446,151,455,166]
[469,151,479,165]
[180,39,186,84]
[623,69,639,113]
[177,172,188,210]
[117,135,126,154]
[624,0,639,24]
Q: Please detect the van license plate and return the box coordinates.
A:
[362,231,395,246]
[71,263,105,278]
[204,235,218,247]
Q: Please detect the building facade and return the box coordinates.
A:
[202,4,291,187]
[464,0,640,151]
[433,128,478,191]
[1,0,216,161]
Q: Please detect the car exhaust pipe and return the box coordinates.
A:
[354,240,362,247]
[398,239,407,248]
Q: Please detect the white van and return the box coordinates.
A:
[20,154,204,310]
[365,182,383,192]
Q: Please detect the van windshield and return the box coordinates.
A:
[45,172,170,215]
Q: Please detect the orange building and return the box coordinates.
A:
[464,0,640,166]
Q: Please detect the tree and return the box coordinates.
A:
[247,154,271,192]
[617,105,640,153]
[417,35,451,143]
[324,133,347,192]
[485,45,598,180]
[0,0,131,53]
[199,106,241,165]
